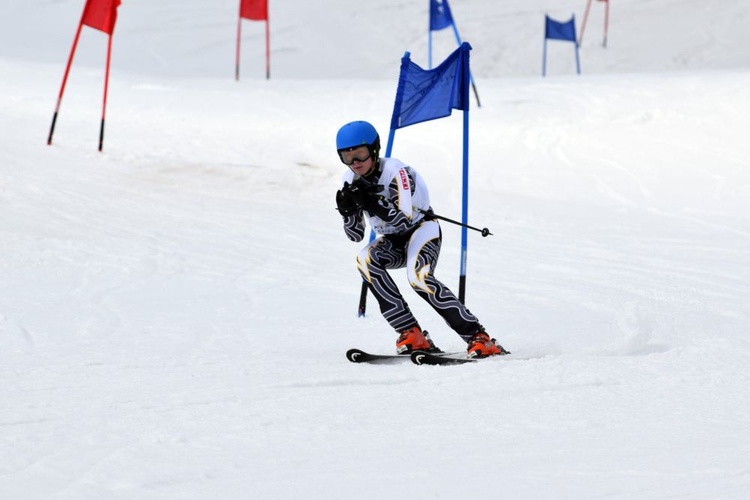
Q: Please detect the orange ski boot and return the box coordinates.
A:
[396,326,439,354]
[466,332,510,359]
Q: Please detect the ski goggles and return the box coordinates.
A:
[338,145,371,165]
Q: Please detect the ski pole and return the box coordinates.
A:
[416,208,493,237]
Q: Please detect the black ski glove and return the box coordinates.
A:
[336,181,367,216]
[336,181,386,217]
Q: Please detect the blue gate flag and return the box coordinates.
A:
[430,0,454,31]
[543,14,581,76]
[390,42,471,130]
[545,15,577,42]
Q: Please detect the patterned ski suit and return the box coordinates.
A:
[341,157,483,341]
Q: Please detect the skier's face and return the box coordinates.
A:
[347,151,375,177]
[339,145,371,166]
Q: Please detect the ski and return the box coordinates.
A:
[346,348,465,365]
[346,348,411,364]
[410,350,477,365]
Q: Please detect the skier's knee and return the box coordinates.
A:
[408,264,432,294]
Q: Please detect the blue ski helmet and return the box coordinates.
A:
[336,121,381,163]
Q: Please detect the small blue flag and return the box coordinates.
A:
[545,15,577,42]
[390,42,471,130]
[429,0,454,31]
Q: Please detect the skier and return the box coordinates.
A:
[334,120,509,358]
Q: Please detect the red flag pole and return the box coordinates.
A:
[48,18,86,146]
[264,18,270,79]
[603,0,610,48]
[578,0,593,45]
[235,2,243,80]
[237,0,269,79]
[98,32,113,152]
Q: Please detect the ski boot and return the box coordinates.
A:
[467,332,510,358]
[396,326,440,354]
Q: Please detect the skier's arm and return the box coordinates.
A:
[367,178,412,232]
[336,183,367,241]
[342,212,365,242]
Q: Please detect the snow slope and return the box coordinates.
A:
[1,1,749,498]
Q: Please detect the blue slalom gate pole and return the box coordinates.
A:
[449,22,481,107]
[458,107,469,303]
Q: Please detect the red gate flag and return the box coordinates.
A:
[240,0,268,21]
[580,0,610,47]
[82,0,121,35]
[236,0,270,80]
[48,0,121,150]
